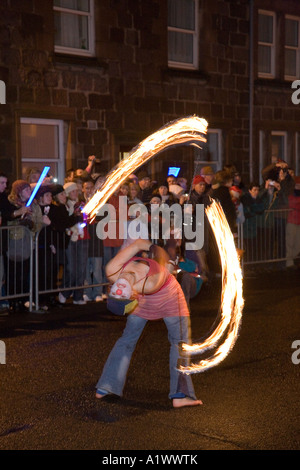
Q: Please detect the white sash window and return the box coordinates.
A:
[258,10,275,78]
[20,118,65,184]
[54,0,95,56]
[168,0,199,70]
[285,16,300,80]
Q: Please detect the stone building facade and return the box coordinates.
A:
[0,0,299,186]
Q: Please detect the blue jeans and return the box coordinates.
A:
[84,257,103,299]
[63,239,89,301]
[96,314,197,400]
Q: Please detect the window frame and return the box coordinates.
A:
[53,0,95,57]
[259,130,288,184]
[258,10,276,78]
[168,0,199,71]
[271,131,288,164]
[284,15,300,81]
[193,128,222,174]
[20,117,65,184]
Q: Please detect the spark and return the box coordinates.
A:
[178,199,244,374]
[82,115,207,219]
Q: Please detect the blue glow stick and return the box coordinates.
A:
[26,166,50,207]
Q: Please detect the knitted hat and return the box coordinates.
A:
[193,175,206,185]
[200,166,214,176]
[11,179,31,195]
[36,184,54,199]
[51,184,65,196]
[230,185,242,198]
[63,182,78,195]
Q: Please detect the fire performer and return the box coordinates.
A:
[95,238,203,408]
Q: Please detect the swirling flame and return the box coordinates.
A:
[178,199,244,374]
[82,115,244,374]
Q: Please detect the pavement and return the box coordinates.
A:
[0,267,299,452]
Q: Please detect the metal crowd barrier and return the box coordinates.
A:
[0,225,34,310]
[237,207,295,269]
[0,207,297,312]
[0,224,107,313]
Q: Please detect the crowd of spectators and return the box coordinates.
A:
[0,155,299,314]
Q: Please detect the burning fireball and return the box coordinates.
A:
[82,115,244,374]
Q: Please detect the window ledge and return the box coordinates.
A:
[254,78,294,90]
[162,68,209,84]
[53,53,107,70]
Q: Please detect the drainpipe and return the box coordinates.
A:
[249,0,254,182]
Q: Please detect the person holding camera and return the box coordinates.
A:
[260,162,295,263]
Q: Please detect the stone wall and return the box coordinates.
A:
[0,0,299,184]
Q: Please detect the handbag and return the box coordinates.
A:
[7,222,32,262]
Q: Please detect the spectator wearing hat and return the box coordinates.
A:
[58,182,88,305]
[8,180,45,231]
[6,180,46,312]
[81,179,104,302]
[49,184,82,295]
[229,185,245,225]
[286,176,300,269]
[189,175,210,206]
[35,184,57,308]
[200,166,215,193]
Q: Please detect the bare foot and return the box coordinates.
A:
[173,397,203,408]
[95,390,108,399]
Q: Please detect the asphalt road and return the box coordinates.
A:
[0,268,299,452]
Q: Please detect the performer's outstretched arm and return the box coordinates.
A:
[105,239,152,282]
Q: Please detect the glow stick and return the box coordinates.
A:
[26,166,50,207]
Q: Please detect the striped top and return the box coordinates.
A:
[121,257,189,320]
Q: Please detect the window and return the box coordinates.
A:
[168,0,199,70]
[193,129,222,174]
[285,16,300,80]
[271,131,287,163]
[258,10,275,78]
[54,0,95,56]
[20,118,65,184]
